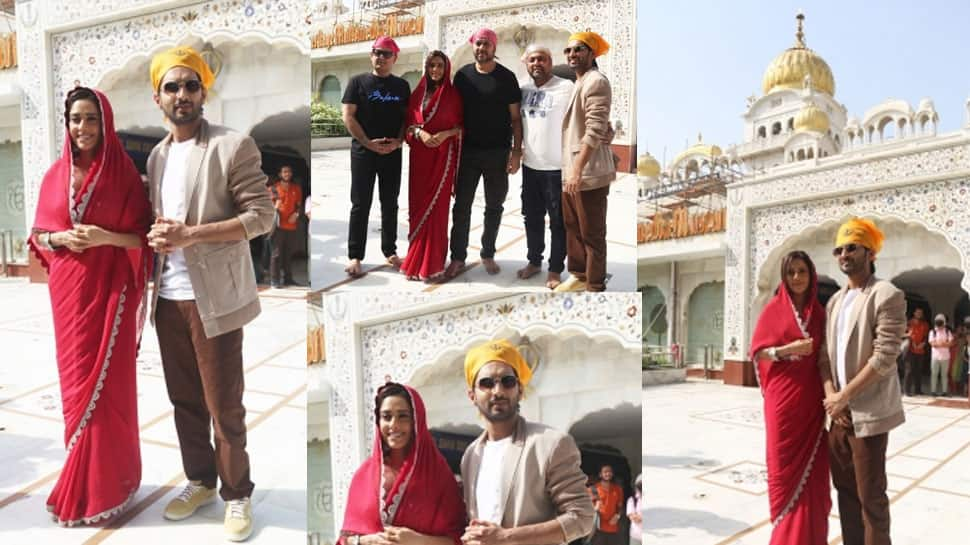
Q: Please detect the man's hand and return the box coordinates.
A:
[288,212,299,224]
[563,173,581,195]
[831,408,851,428]
[610,513,620,525]
[367,137,395,155]
[148,217,194,254]
[461,520,508,545]
[507,152,521,175]
[823,390,849,417]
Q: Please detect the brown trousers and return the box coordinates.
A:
[562,185,609,291]
[828,422,891,545]
[156,298,254,500]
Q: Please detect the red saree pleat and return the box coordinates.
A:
[30,88,150,526]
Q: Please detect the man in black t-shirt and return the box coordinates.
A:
[341,36,411,278]
[445,27,523,279]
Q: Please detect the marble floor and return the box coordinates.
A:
[310,148,638,293]
[0,280,307,544]
[643,380,970,545]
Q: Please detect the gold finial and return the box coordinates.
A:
[697,132,703,143]
[795,11,806,48]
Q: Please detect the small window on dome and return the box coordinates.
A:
[771,122,782,135]
[757,126,766,138]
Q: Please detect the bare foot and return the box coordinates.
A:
[482,258,500,275]
[406,274,421,281]
[444,260,465,279]
[426,272,445,284]
[345,259,363,277]
[517,263,541,280]
[545,271,562,290]
[386,255,402,269]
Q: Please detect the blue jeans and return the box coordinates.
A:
[521,166,565,273]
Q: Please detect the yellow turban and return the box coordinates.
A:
[835,218,885,255]
[569,31,610,58]
[464,339,533,389]
[150,46,215,92]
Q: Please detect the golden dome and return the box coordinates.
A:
[794,102,829,132]
[672,134,722,169]
[762,13,835,97]
[637,153,661,178]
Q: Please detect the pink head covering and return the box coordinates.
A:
[469,28,498,47]
[371,36,400,54]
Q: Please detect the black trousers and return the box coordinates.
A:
[521,166,565,273]
[270,228,297,284]
[347,149,402,260]
[450,147,509,262]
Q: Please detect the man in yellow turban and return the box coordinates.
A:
[147,44,273,542]
[558,29,616,292]
[568,31,610,58]
[820,217,905,543]
[460,339,594,543]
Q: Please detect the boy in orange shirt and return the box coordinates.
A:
[270,165,302,287]
[590,464,625,545]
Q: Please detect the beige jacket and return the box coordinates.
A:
[460,416,594,544]
[561,69,616,190]
[822,275,907,437]
[147,120,274,338]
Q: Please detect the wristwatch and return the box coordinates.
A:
[352,535,361,545]
[767,346,779,361]
[40,231,55,251]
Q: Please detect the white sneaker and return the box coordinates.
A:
[224,497,253,542]
[163,480,216,521]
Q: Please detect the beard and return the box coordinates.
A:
[475,50,495,63]
[164,101,203,126]
[478,398,519,422]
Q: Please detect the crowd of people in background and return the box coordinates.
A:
[902,309,970,399]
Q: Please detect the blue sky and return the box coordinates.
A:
[636,0,970,165]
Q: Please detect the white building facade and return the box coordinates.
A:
[638,14,970,381]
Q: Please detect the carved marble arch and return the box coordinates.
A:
[52,32,307,148]
[749,214,968,321]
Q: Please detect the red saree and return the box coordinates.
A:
[750,271,831,544]
[340,385,466,544]
[29,88,151,526]
[400,56,463,279]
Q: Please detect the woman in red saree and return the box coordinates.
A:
[340,382,466,545]
[29,87,152,526]
[400,51,463,282]
[750,250,831,544]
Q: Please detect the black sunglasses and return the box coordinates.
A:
[371,49,394,59]
[563,44,590,55]
[832,243,862,256]
[162,80,202,94]
[477,375,518,390]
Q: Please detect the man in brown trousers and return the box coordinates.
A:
[820,218,906,545]
[558,30,616,292]
[146,46,274,542]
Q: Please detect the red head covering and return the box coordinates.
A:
[469,28,498,47]
[750,253,826,378]
[30,88,152,293]
[372,36,400,54]
[340,384,466,544]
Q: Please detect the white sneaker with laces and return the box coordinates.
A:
[163,480,216,521]
[224,497,253,542]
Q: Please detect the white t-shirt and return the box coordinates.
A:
[836,288,862,389]
[158,138,197,301]
[475,435,512,524]
[520,75,574,171]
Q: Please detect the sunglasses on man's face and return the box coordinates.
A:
[477,375,518,390]
[563,44,590,55]
[162,80,202,94]
[832,243,862,257]
[371,49,394,59]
